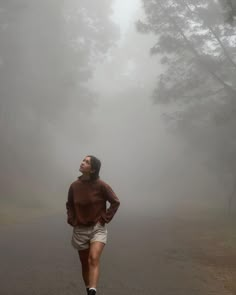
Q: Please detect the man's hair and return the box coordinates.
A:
[87,155,101,180]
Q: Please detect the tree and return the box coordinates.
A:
[137,0,236,212]
[0,0,118,207]
[218,0,236,24]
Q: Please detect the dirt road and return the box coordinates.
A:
[0,213,234,295]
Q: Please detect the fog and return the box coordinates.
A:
[1,0,235,222]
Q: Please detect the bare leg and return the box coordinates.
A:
[78,248,90,287]
[88,241,105,288]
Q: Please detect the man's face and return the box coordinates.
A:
[79,156,94,174]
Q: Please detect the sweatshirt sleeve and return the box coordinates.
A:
[66,185,75,226]
[100,182,120,223]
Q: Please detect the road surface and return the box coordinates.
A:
[0,213,233,295]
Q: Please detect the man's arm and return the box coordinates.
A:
[66,185,75,226]
[100,183,120,224]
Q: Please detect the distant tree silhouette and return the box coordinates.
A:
[137,0,236,213]
[0,0,119,206]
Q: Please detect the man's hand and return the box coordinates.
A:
[98,217,105,226]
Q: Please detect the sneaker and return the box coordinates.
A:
[88,289,96,295]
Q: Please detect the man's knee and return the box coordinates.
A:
[88,254,99,267]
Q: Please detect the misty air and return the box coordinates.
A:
[1,1,236,294]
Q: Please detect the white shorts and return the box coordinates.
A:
[71,222,108,251]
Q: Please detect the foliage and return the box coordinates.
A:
[138,0,236,209]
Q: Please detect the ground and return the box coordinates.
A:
[0,203,236,295]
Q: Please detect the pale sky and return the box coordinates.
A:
[111,0,142,36]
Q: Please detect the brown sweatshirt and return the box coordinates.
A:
[66,177,120,226]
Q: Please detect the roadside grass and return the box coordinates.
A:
[172,198,236,294]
